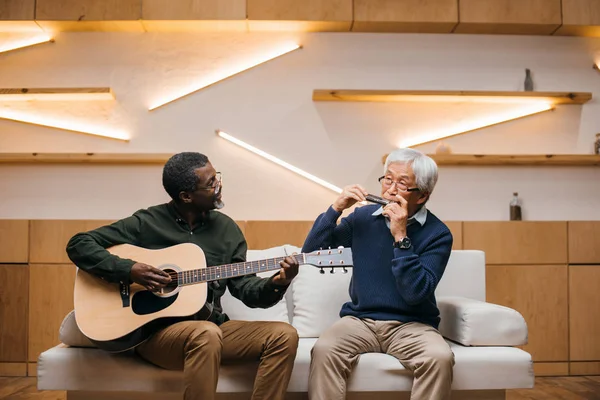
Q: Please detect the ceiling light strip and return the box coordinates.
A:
[149,43,301,111]
[399,103,554,148]
[0,34,54,54]
[216,130,342,194]
[0,110,130,141]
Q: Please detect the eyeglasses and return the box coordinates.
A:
[378,176,420,192]
[197,172,222,191]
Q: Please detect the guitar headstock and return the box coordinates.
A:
[304,247,353,274]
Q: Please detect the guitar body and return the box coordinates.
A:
[74,243,211,353]
[73,242,354,353]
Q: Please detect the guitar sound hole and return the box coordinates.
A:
[161,268,179,295]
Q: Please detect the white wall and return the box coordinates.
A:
[1,31,599,221]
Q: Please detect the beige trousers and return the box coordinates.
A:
[309,316,454,400]
[135,319,299,400]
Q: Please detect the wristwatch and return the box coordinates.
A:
[394,237,412,249]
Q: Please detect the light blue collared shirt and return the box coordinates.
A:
[372,204,428,228]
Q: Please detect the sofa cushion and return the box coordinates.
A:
[59,310,96,348]
[438,296,528,346]
[291,259,352,337]
[38,338,533,393]
[220,245,300,323]
[292,250,486,338]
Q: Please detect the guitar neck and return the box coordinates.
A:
[178,254,305,286]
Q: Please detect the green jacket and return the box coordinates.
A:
[66,202,288,325]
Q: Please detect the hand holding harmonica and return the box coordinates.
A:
[332,184,370,212]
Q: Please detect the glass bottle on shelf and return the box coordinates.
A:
[510,192,522,221]
[594,133,600,155]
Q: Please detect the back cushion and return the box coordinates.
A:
[435,250,485,301]
[292,250,485,337]
[220,245,299,323]
[292,263,353,337]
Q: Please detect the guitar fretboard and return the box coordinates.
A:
[177,254,305,286]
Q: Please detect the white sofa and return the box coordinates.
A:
[37,246,534,400]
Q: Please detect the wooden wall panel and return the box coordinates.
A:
[29,220,114,264]
[568,222,600,264]
[569,265,600,361]
[556,0,600,37]
[142,0,247,31]
[486,265,568,362]
[28,264,76,362]
[0,220,28,263]
[463,222,567,264]
[143,0,246,20]
[352,0,458,33]
[0,0,35,20]
[247,0,352,31]
[570,361,600,375]
[533,362,569,377]
[0,363,27,377]
[445,221,463,250]
[0,265,28,363]
[455,0,562,35]
[35,0,144,32]
[244,221,314,249]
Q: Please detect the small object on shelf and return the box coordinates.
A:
[595,134,600,155]
[524,69,534,91]
[435,142,452,154]
[510,192,522,221]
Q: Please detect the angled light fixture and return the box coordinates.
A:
[0,87,114,101]
[0,109,130,141]
[216,129,342,194]
[398,103,554,147]
[149,43,301,111]
[0,34,54,54]
[594,63,599,72]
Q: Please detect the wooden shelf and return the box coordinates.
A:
[313,90,592,105]
[0,88,114,101]
[381,154,600,166]
[0,153,172,164]
[1,153,598,166]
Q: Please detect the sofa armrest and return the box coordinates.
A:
[438,296,528,346]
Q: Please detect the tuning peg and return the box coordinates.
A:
[343,267,348,273]
[319,268,324,274]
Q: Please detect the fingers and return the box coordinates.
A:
[347,185,367,202]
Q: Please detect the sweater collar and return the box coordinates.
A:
[371,204,428,226]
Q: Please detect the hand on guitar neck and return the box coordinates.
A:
[131,262,172,292]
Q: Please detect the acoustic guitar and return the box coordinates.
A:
[73,243,353,353]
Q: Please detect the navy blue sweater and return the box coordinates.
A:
[302,204,453,329]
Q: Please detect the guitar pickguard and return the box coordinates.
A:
[132,291,179,315]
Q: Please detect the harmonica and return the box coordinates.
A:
[365,194,391,206]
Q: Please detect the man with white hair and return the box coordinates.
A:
[302,148,454,400]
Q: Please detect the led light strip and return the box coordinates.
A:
[149,43,301,111]
[0,109,130,141]
[399,103,554,148]
[0,34,54,54]
[217,130,342,194]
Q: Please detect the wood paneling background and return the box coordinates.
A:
[3,0,598,35]
[0,219,599,376]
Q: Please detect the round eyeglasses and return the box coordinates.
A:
[378,176,420,192]
[197,172,222,191]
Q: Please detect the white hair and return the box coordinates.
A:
[384,148,438,194]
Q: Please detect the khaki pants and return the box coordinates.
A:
[135,320,299,400]
[309,316,454,400]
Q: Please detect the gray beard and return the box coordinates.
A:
[213,198,225,209]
